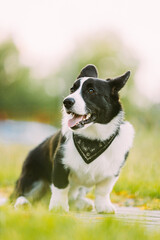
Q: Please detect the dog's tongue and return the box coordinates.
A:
[68,115,83,128]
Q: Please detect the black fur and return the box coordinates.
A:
[77,64,98,79]
[11,140,52,200]
[52,136,70,189]
[11,131,68,200]
[81,78,123,124]
[70,79,81,94]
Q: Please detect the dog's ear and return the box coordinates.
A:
[109,71,130,94]
[77,64,98,79]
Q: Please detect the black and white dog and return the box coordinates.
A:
[12,65,134,213]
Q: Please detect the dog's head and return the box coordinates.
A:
[63,64,130,131]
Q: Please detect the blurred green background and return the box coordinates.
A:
[1,36,159,128]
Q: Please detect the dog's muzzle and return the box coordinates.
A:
[63,97,96,130]
[63,98,75,110]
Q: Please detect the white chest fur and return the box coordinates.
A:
[62,120,134,188]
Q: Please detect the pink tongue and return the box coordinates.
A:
[68,115,83,128]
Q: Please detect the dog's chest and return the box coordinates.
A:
[63,143,117,186]
[62,122,133,187]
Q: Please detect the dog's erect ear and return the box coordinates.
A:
[77,64,98,79]
[109,71,130,94]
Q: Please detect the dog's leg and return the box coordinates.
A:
[95,177,118,213]
[49,184,69,212]
[75,187,94,211]
[69,186,94,211]
[69,185,93,210]
[14,180,48,209]
[49,154,70,212]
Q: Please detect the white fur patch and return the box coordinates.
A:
[95,195,116,213]
[25,180,44,200]
[49,184,69,212]
[63,77,89,115]
[69,186,94,211]
[72,197,94,211]
[95,177,117,213]
[62,77,90,136]
[14,196,31,209]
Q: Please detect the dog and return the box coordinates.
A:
[12,64,134,213]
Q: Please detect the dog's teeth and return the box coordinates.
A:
[86,113,91,120]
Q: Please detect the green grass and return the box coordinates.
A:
[1,205,160,240]
[0,144,31,187]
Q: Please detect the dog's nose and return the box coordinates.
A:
[63,98,75,109]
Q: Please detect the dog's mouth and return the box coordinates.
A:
[67,112,96,130]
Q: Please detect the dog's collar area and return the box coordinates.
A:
[73,127,120,164]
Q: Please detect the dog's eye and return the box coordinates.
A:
[88,88,95,94]
[70,88,75,94]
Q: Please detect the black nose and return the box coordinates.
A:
[63,98,75,109]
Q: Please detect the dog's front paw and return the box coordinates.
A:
[70,197,94,211]
[49,201,69,212]
[96,202,116,214]
[49,197,69,212]
[49,184,69,212]
[95,197,115,214]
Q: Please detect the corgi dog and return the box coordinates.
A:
[12,64,134,213]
